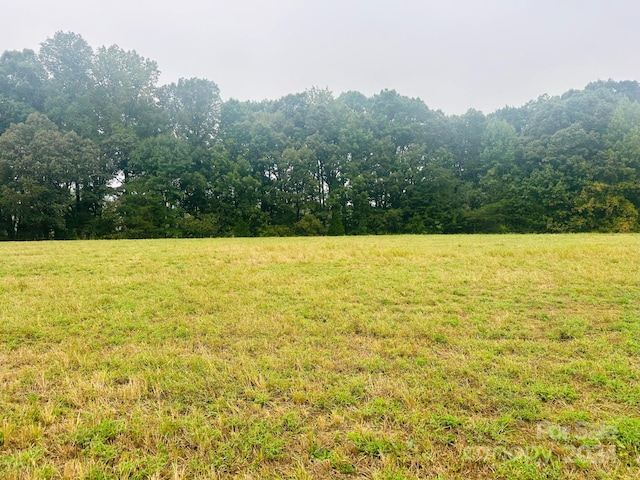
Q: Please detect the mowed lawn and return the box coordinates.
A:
[1,235,639,479]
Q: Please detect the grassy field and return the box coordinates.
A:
[0,234,639,479]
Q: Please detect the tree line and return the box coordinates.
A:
[1,32,639,240]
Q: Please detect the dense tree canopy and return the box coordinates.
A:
[0,32,638,239]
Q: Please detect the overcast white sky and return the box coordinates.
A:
[1,0,639,114]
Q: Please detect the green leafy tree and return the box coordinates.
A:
[159,77,221,147]
[0,113,106,239]
[115,134,193,237]
[0,49,47,111]
[92,45,162,137]
[39,32,97,136]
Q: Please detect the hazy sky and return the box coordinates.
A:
[2,0,639,114]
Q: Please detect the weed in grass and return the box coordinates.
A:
[613,417,640,466]
[348,430,402,458]
[332,457,357,475]
[549,317,587,341]
[309,443,333,462]
[532,383,579,403]
[72,420,125,450]
[465,415,513,444]
[496,456,561,480]
[117,454,168,479]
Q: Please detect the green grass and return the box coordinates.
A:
[0,234,639,479]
